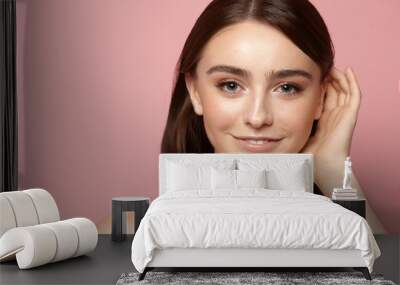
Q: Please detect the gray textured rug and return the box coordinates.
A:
[116,271,396,285]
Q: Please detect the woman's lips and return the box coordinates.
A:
[233,136,283,152]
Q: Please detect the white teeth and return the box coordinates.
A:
[246,139,268,145]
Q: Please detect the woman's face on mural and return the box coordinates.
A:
[185,20,328,153]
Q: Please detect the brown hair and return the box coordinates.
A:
[161,0,335,153]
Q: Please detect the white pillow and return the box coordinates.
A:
[166,159,236,192]
[211,168,268,190]
[211,168,236,190]
[236,169,268,189]
[265,162,307,191]
[237,159,309,191]
[267,163,307,191]
[166,162,210,191]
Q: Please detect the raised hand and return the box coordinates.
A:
[301,66,362,162]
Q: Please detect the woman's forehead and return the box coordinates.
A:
[196,20,319,77]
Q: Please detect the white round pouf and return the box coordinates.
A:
[0,195,17,237]
[42,220,79,262]
[0,191,39,227]
[64,218,98,257]
[24,188,60,224]
[0,225,57,269]
[0,189,98,269]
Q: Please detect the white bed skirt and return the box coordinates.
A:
[147,248,366,268]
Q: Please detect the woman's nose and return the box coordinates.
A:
[244,93,273,129]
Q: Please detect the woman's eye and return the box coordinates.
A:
[276,83,302,95]
[216,81,242,94]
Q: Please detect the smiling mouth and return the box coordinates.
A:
[238,138,281,145]
[232,135,283,152]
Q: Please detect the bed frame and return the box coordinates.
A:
[138,153,372,281]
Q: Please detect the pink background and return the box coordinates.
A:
[16,0,400,233]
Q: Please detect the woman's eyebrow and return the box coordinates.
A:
[267,69,313,81]
[206,65,251,79]
[206,64,313,81]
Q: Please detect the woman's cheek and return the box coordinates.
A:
[201,96,242,151]
[203,91,243,131]
[276,102,314,152]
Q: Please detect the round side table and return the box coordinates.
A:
[112,197,150,242]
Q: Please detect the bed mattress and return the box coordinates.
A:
[131,189,380,273]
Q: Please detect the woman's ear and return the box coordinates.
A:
[314,79,328,120]
[184,73,203,116]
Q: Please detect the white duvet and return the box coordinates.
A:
[131,189,381,273]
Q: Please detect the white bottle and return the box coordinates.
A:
[342,156,352,190]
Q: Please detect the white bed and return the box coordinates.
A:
[131,153,381,281]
